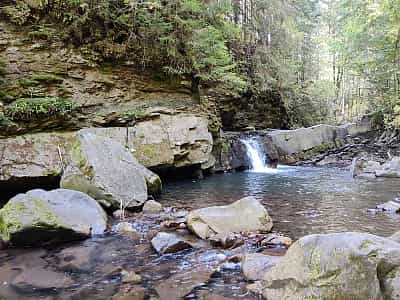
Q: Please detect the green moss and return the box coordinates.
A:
[18,78,39,88]
[221,141,231,153]
[4,97,74,121]
[123,108,148,120]
[28,25,55,41]
[0,202,26,241]
[30,73,64,84]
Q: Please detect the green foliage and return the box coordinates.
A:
[5,97,74,121]
[6,0,245,92]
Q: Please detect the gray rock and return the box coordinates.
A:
[61,129,148,209]
[242,253,281,281]
[143,200,163,213]
[113,222,140,235]
[268,124,338,155]
[0,189,107,246]
[376,157,400,178]
[375,200,400,213]
[186,197,273,239]
[209,232,244,249]
[259,233,293,247]
[11,267,73,292]
[151,232,193,254]
[262,232,400,300]
[390,231,400,243]
[0,132,74,187]
[155,267,213,300]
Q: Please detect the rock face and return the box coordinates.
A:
[186,197,273,239]
[61,129,148,209]
[262,232,400,300]
[0,114,212,198]
[0,189,107,246]
[0,132,75,196]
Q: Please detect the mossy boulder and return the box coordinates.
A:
[61,129,148,209]
[0,189,107,247]
[262,232,400,300]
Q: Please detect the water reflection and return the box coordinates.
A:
[162,165,400,239]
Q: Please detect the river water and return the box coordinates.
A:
[1,166,400,299]
[163,165,400,239]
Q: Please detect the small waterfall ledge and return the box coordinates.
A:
[241,138,278,173]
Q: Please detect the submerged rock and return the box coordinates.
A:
[0,189,107,246]
[112,286,146,300]
[61,129,148,209]
[113,222,141,236]
[142,200,163,213]
[151,232,193,254]
[186,197,273,239]
[155,267,213,300]
[11,267,73,293]
[262,232,400,300]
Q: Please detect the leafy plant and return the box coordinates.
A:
[5,97,74,121]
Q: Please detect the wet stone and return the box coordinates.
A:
[209,232,244,249]
[121,270,142,284]
[11,267,73,293]
[112,286,146,300]
[258,233,293,247]
[155,267,214,300]
[151,232,193,254]
[143,200,163,213]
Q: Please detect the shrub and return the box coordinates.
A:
[5,97,74,121]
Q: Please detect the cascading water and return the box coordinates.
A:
[241,138,277,173]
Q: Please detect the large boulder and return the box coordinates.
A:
[61,129,148,209]
[268,124,337,155]
[186,197,273,239]
[262,232,400,300]
[0,189,107,246]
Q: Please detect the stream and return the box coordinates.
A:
[1,164,400,299]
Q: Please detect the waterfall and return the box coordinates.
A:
[241,139,277,173]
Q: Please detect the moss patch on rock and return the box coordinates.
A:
[4,97,74,121]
